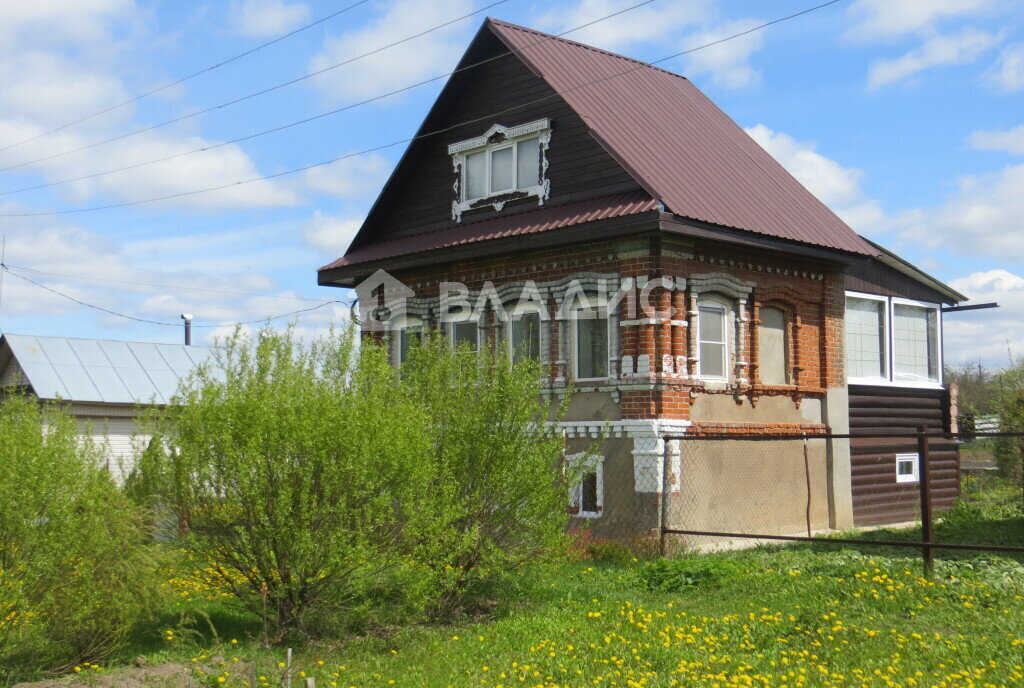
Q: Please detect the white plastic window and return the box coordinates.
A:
[893,303,939,383]
[846,295,888,381]
[509,310,542,363]
[698,302,728,380]
[896,453,919,484]
[462,135,542,202]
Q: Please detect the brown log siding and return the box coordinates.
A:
[849,384,960,527]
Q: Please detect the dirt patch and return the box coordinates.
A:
[13,662,192,688]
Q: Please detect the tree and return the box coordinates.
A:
[0,393,158,680]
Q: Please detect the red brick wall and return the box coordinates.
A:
[372,234,845,424]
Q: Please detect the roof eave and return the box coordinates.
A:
[862,237,966,304]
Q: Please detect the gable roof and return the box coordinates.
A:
[0,334,211,405]
[485,19,873,256]
[321,19,964,304]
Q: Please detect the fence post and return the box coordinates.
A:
[659,437,668,558]
[917,425,934,577]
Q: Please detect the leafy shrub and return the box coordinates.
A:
[583,540,635,564]
[139,326,428,639]
[397,333,572,613]
[0,393,160,679]
[638,557,740,591]
[142,325,570,636]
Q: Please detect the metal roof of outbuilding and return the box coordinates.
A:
[0,334,211,405]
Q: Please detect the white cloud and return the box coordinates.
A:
[988,43,1024,91]
[969,124,1024,155]
[681,18,766,90]
[0,201,340,339]
[229,0,310,38]
[845,0,996,41]
[305,153,391,198]
[302,211,364,257]
[898,163,1024,255]
[0,0,300,211]
[945,269,1024,364]
[744,124,885,233]
[867,28,1002,88]
[534,0,710,52]
[308,0,474,102]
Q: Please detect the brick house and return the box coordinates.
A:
[317,19,966,540]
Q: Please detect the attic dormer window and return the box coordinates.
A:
[448,118,551,222]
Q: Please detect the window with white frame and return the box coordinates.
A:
[448,119,551,221]
[893,302,939,383]
[508,309,542,364]
[697,300,729,380]
[845,295,888,382]
[567,453,603,518]
[397,319,423,365]
[758,306,789,385]
[845,292,942,387]
[895,453,919,483]
[450,320,479,351]
[572,305,609,380]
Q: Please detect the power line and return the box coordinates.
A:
[0,264,349,328]
[0,0,374,156]
[2,262,337,303]
[0,0,512,175]
[0,0,846,219]
[0,0,657,199]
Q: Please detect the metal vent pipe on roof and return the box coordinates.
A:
[181,313,193,346]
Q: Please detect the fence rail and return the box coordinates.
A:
[571,429,1024,574]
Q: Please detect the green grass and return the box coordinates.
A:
[24,481,1024,688]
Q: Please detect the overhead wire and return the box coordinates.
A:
[0,0,848,219]
[1,262,337,303]
[0,0,658,199]
[0,263,350,328]
[0,0,512,175]
[0,0,374,156]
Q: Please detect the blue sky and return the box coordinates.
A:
[0,0,1021,366]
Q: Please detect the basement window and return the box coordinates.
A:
[448,119,551,222]
[567,453,604,518]
[895,453,919,484]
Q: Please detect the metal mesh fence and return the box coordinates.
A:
[568,431,1024,568]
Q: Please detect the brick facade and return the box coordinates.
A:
[374,233,847,430]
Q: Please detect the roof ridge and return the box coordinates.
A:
[485,17,689,82]
[1,332,210,348]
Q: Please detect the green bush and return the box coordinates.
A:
[0,393,160,679]
[392,332,572,613]
[638,556,740,592]
[139,326,428,640]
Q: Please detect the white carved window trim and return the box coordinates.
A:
[567,452,604,518]
[448,118,552,222]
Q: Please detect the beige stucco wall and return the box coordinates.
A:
[665,437,831,546]
[689,393,823,424]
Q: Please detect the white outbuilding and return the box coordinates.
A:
[0,333,210,479]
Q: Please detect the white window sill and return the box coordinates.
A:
[848,377,943,390]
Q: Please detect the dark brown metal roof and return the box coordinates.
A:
[487,19,875,256]
[320,191,658,271]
